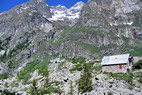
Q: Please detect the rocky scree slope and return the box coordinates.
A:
[0,0,142,94]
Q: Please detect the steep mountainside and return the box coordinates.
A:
[80,0,142,36]
[0,0,142,95]
[0,0,54,75]
[51,0,142,59]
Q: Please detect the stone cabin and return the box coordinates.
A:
[101,54,133,73]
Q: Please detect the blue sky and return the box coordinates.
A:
[0,0,88,12]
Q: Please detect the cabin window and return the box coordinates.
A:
[119,65,122,69]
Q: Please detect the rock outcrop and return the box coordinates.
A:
[79,0,142,37]
[0,0,53,76]
[0,0,142,94]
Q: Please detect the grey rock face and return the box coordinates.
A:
[0,0,54,76]
[0,0,141,94]
[29,0,51,18]
[86,0,142,25]
[50,0,142,59]
[0,62,8,74]
[0,0,52,46]
[0,0,141,62]
[79,0,142,34]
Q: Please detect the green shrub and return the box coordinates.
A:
[133,60,142,69]
[8,61,20,69]
[0,40,4,49]
[0,73,9,79]
[18,60,49,80]
[1,89,15,95]
[28,70,62,95]
[68,81,74,95]
[46,86,62,94]
[0,52,7,62]
[29,79,39,95]
[70,62,95,73]
[17,61,39,80]
[107,92,113,95]
[71,58,85,64]
[69,58,86,72]
[58,62,65,70]
[0,40,30,62]
[105,72,133,83]
[93,65,102,71]
[7,40,29,58]
[70,64,83,72]
[138,78,142,84]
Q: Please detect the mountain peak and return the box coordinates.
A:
[30,0,46,4]
[70,1,84,10]
[56,5,67,10]
[74,1,84,5]
[28,0,51,18]
[49,1,84,21]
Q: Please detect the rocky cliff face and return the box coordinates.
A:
[29,0,51,18]
[0,0,52,40]
[0,0,54,75]
[80,0,142,37]
[0,0,142,95]
[57,0,142,58]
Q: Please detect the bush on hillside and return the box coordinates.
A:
[133,60,142,69]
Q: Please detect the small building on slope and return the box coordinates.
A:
[101,54,133,73]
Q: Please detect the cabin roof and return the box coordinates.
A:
[101,54,130,66]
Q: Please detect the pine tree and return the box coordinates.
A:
[29,79,39,95]
[78,63,93,94]
[68,81,74,95]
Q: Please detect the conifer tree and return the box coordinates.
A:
[29,79,39,95]
[78,63,93,94]
[68,81,74,95]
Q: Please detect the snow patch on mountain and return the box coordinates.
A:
[49,1,84,21]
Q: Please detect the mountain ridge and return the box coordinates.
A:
[49,1,84,26]
[0,0,142,95]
